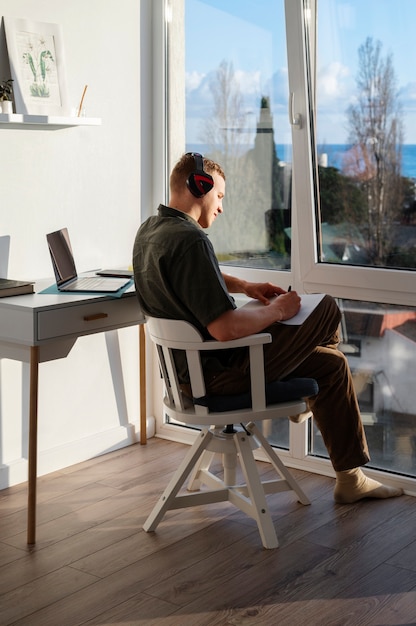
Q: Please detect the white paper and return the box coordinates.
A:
[241,293,326,325]
[280,293,325,325]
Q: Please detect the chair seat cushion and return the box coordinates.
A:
[194,377,318,412]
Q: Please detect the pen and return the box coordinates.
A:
[288,285,291,292]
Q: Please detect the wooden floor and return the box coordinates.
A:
[1,436,416,626]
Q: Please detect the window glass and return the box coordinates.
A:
[185,0,293,270]
[317,0,416,270]
[313,0,416,476]
[310,298,416,477]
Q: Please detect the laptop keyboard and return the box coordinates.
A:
[61,276,128,291]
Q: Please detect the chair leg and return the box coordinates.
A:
[234,430,279,549]
[223,450,238,486]
[187,428,238,490]
[143,429,213,532]
[187,449,216,492]
[144,423,309,547]
[246,422,311,506]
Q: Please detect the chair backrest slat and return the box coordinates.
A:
[248,343,267,410]
[155,344,175,406]
[162,344,185,409]
[185,349,205,398]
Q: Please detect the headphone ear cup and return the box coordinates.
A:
[186,171,214,197]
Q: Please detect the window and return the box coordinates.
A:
[184,0,293,270]
[312,299,416,476]
[316,0,416,271]
[161,0,416,483]
[296,0,416,476]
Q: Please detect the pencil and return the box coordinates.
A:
[77,85,88,117]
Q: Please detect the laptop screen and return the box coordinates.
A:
[47,228,78,286]
[0,235,10,278]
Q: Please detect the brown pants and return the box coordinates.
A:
[206,295,370,472]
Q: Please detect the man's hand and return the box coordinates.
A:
[243,281,286,305]
[268,291,301,321]
[222,274,287,304]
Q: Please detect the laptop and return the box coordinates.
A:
[46,228,131,292]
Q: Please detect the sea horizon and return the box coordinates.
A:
[313,144,416,180]
[187,143,416,180]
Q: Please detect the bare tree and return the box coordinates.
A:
[204,60,248,163]
[346,37,403,265]
[202,60,270,255]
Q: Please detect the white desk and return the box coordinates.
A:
[0,280,146,545]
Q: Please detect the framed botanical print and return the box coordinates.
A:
[4,17,70,116]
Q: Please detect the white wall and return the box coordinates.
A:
[0,0,147,488]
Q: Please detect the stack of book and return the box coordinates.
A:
[0,278,34,297]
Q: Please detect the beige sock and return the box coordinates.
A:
[334,467,403,504]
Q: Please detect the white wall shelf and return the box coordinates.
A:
[0,113,102,130]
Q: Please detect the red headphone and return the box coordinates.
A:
[186,152,214,197]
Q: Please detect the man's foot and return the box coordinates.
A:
[334,467,403,504]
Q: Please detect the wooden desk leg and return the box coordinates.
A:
[28,345,39,545]
[139,324,147,445]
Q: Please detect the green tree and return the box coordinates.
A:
[319,165,367,225]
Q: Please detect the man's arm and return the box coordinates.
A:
[221,273,249,294]
[207,288,301,341]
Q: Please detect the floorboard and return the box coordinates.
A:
[0,437,415,626]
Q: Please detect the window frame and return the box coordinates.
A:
[285,0,416,307]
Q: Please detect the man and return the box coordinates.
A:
[133,152,403,504]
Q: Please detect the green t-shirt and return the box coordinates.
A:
[133,205,236,332]
[133,205,238,384]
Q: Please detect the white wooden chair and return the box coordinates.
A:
[143,316,318,549]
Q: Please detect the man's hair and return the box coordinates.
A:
[170,153,225,193]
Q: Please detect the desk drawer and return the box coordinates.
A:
[37,297,143,341]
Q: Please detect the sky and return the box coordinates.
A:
[185,0,416,145]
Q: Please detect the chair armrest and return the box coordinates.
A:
[194,333,272,351]
[187,338,269,409]
[146,317,271,350]
[185,334,271,403]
